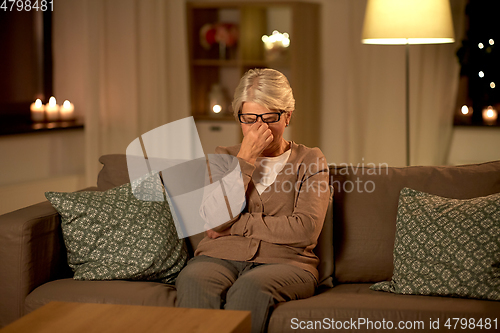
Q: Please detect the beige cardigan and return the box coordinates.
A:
[195,141,330,279]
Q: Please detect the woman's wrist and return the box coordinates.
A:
[237,150,257,165]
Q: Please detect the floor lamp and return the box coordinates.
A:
[361,0,455,166]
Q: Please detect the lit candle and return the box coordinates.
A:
[45,96,60,122]
[30,99,45,122]
[460,105,472,117]
[60,100,75,121]
[482,106,498,125]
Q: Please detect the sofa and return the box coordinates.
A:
[1,155,499,332]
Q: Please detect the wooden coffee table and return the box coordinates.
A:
[0,301,251,333]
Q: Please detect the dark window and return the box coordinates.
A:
[0,10,52,123]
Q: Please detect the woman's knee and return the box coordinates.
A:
[176,256,239,293]
[226,265,316,303]
[226,273,273,302]
[175,261,201,290]
[176,257,238,308]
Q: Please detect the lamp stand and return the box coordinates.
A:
[405,42,410,166]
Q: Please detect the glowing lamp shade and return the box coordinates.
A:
[362,0,455,45]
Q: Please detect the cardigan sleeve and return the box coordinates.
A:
[230,149,330,248]
[211,145,255,190]
[198,146,255,231]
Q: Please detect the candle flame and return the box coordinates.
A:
[35,99,43,108]
[49,96,57,107]
[460,105,469,115]
[63,100,71,108]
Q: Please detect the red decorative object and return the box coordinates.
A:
[200,23,238,50]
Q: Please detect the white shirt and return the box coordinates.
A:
[252,149,292,195]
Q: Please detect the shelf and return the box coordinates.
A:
[241,59,289,68]
[0,117,84,136]
[454,122,500,128]
[454,118,500,127]
[187,1,320,148]
[193,59,239,67]
[192,59,289,68]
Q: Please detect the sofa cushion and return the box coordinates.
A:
[45,173,188,284]
[268,283,500,332]
[24,278,177,315]
[330,160,500,283]
[97,154,204,257]
[371,188,500,300]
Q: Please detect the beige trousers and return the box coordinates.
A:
[175,255,317,333]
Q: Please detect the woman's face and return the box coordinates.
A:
[239,102,291,145]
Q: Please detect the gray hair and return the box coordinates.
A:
[232,68,295,118]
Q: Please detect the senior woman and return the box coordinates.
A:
[176,68,330,333]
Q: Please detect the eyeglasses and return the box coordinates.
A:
[238,111,284,124]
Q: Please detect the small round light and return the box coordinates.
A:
[479,71,485,78]
[461,105,469,115]
[478,43,484,49]
[491,82,496,89]
[212,105,222,113]
[489,39,494,45]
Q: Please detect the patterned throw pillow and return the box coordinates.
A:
[371,188,500,300]
[45,173,188,284]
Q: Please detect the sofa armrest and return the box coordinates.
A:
[0,201,71,327]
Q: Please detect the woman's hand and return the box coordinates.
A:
[237,122,273,164]
[206,228,231,239]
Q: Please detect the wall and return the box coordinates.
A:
[447,127,500,165]
[0,129,85,215]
